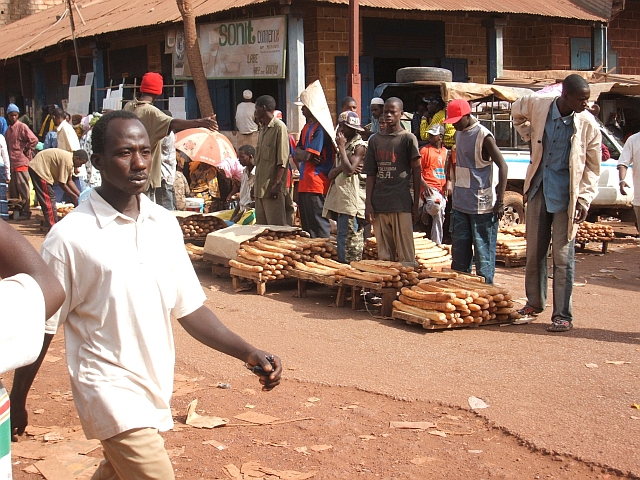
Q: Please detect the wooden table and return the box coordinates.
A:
[337,277,399,318]
[288,269,338,298]
[230,267,268,295]
[203,253,231,277]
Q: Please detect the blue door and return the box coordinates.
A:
[335,56,375,125]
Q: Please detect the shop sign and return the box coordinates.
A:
[166,16,287,80]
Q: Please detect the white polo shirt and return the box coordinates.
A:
[618,132,640,206]
[41,189,206,440]
[239,167,255,210]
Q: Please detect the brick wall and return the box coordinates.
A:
[609,0,640,75]
[0,0,64,26]
[304,7,493,116]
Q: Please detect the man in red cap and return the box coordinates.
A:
[443,99,507,284]
[124,72,218,205]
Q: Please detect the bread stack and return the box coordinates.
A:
[496,233,527,259]
[361,234,452,271]
[392,271,520,326]
[576,221,615,243]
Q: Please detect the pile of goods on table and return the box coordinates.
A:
[496,233,527,259]
[229,231,338,283]
[185,243,205,261]
[56,205,74,219]
[292,259,422,288]
[500,224,526,237]
[178,214,227,239]
[363,233,451,271]
[392,270,520,326]
[575,221,615,243]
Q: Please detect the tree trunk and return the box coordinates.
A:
[176,0,214,117]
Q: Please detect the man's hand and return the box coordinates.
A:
[200,115,218,131]
[246,351,282,391]
[574,200,589,224]
[365,202,375,224]
[269,182,280,200]
[444,180,453,198]
[336,132,346,148]
[309,154,322,166]
[412,201,420,224]
[493,199,505,221]
[620,180,630,196]
[10,400,28,441]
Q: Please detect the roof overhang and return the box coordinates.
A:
[0,0,610,62]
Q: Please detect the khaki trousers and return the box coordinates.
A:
[373,212,416,266]
[91,428,174,480]
[255,194,287,226]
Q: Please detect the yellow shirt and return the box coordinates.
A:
[419,109,456,148]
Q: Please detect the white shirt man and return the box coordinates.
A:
[235,90,258,135]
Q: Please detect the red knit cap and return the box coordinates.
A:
[140,72,164,95]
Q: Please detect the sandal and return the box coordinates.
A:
[517,306,541,319]
[546,319,573,332]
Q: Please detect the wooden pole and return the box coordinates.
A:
[66,0,82,77]
[348,0,361,118]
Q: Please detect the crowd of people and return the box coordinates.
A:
[0,71,627,478]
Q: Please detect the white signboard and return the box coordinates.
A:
[168,16,286,80]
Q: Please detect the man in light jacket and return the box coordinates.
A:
[511,74,601,332]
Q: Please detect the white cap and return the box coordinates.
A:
[243,90,252,100]
[427,123,445,136]
[370,97,384,106]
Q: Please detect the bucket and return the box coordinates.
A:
[185,197,204,213]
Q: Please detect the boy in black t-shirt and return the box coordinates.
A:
[363,97,421,266]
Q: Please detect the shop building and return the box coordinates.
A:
[0,0,633,132]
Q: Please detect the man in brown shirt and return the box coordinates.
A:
[253,95,290,226]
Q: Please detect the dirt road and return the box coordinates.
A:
[4,220,639,479]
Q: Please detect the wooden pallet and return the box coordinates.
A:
[495,255,526,268]
[288,269,338,298]
[337,277,399,318]
[391,310,513,330]
[203,253,231,277]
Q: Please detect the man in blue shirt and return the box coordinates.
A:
[512,75,601,332]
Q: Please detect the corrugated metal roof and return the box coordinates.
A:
[0,0,610,62]
[330,0,608,20]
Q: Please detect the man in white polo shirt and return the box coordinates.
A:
[618,131,640,232]
[10,110,282,479]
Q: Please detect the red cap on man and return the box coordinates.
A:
[443,99,471,124]
[140,72,164,95]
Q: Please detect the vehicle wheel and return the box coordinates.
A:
[396,67,452,83]
[501,191,525,228]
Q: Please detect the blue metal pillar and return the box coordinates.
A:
[92,46,106,112]
[592,22,608,71]
[284,6,305,133]
[482,18,507,84]
[184,80,199,119]
[32,60,47,135]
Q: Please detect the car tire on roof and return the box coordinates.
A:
[396,67,452,83]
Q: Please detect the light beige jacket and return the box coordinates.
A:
[511,95,601,241]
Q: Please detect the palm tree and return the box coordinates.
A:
[176,0,214,117]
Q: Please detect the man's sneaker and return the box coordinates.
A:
[546,319,573,332]
[517,306,540,319]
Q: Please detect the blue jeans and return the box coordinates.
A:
[450,209,498,284]
[524,187,575,322]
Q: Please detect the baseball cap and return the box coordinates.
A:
[427,124,444,136]
[443,99,471,124]
[338,111,364,131]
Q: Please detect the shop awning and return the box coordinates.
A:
[0,0,610,62]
